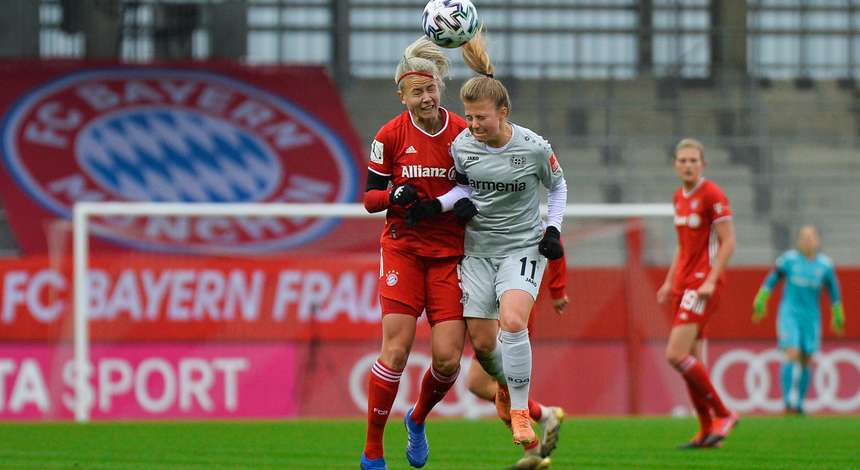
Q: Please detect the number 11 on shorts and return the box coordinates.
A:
[519,257,537,280]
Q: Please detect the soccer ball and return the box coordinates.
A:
[422,0,480,49]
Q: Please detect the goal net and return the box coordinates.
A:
[67,201,675,422]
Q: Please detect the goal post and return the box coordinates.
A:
[71,201,673,422]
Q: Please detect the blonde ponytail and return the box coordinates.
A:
[459,30,511,112]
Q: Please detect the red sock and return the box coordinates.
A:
[364,360,402,459]
[528,399,543,421]
[684,381,713,433]
[410,367,459,424]
[675,355,730,418]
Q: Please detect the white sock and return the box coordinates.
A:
[500,328,531,410]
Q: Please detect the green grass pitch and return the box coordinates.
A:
[0,416,857,469]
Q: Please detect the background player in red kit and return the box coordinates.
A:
[359,36,469,470]
[656,138,739,449]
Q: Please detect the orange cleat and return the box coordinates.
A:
[511,409,537,446]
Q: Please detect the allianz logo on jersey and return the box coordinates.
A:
[401,165,456,180]
[469,179,527,192]
[674,213,702,228]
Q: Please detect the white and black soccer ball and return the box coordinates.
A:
[421,0,480,49]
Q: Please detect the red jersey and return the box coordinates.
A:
[672,178,733,293]
[368,108,467,258]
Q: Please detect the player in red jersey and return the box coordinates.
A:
[465,249,569,469]
[359,36,470,470]
[656,138,739,449]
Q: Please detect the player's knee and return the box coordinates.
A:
[665,350,686,367]
[380,345,410,370]
[470,334,497,358]
[431,355,460,376]
[499,315,527,333]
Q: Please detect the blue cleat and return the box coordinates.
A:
[404,407,429,468]
[360,453,387,470]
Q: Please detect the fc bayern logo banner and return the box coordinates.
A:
[0,63,364,253]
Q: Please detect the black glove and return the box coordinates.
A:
[538,226,564,260]
[389,184,418,206]
[405,199,442,227]
[453,198,478,223]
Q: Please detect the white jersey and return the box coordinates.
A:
[451,123,565,257]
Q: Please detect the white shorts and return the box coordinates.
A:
[460,246,547,319]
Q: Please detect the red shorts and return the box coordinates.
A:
[378,247,463,326]
[671,284,722,339]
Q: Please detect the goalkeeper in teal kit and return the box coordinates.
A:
[752,225,845,414]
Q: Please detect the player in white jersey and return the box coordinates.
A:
[413,31,568,452]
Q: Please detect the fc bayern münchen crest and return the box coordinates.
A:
[510,155,526,168]
[1,69,359,252]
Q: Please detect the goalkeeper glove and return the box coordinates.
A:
[452,198,478,223]
[538,226,564,260]
[832,302,845,335]
[390,184,419,206]
[406,199,441,227]
[752,288,770,323]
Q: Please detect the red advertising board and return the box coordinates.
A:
[2,257,857,342]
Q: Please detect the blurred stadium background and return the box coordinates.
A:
[0,1,858,467]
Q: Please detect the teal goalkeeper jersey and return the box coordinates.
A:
[763,249,842,319]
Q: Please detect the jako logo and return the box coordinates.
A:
[469,179,526,192]
[1,69,358,253]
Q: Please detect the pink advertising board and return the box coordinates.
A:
[0,343,297,420]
